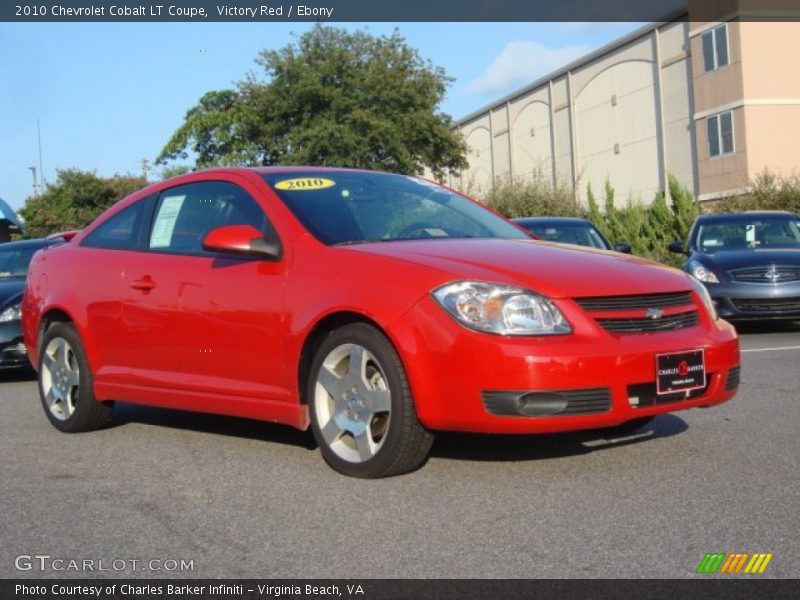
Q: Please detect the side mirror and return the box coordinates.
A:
[202,225,282,260]
[668,240,686,254]
[614,242,632,254]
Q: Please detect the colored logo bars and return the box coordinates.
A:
[696,552,773,574]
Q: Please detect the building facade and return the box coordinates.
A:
[446,1,800,206]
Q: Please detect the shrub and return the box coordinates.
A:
[723,170,800,214]
[478,171,582,218]
[477,171,700,267]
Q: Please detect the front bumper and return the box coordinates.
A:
[391,296,740,434]
[703,280,800,321]
[0,321,30,367]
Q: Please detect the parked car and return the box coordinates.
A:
[669,211,800,321]
[0,238,60,367]
[23,168,739,477]
[513,217,631,253]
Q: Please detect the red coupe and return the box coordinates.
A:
[22,168,740,477]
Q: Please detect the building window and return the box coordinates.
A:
[707,111,735,157]
[702,24,729,72]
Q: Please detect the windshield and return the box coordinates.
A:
[518,222,609,249]
[0,246,40,278]
[694,216,800,252]
[262,171,529,245]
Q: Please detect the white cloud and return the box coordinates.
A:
[467,40,588,96]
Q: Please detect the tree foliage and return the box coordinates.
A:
[157,26,467,178]
[18,169,146,238]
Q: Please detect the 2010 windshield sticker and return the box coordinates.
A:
[275,178,336,191]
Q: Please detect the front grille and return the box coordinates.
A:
[731,266,800,283]
[482,388,611,417]
[725,366,741,391]
[575,292,692,311]
[596,310,699,333]
[731,297,800,313]
[628,374,714,407]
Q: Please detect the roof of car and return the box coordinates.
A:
[512,217,592,225]
[696,211,799,222]
[0,238,51,249]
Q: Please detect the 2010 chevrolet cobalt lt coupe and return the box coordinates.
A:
[23,168,740,477]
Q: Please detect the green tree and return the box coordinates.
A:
[159,164,192,180]
[586,183,609,239]
[157,26,467,178]
[19,169,145,238]
[669,174,699,241]
[603,179,627,244]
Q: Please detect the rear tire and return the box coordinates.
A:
[38,323,112,432]
[308,323,434,478]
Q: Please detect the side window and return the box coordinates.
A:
[701,24,729,72]
[149,181,268,255]
[707,111,734,158]
[82,197,149,250]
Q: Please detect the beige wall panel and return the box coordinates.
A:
[661,59,693,125]
[660,21,690,57]
[550,77,568,108]
[696,107,749,196]
[464,126,492,193]
[739,21,800,98]
[665,118,696,190]
[575,60,661,204]
[508,86,549,123]
[493,131,511,179]
[490,105,508,133]
[743,104,800,180]
[691,21,744,114]
[572,37,654,96]
[552,107,572,183]
[512,100,553,181]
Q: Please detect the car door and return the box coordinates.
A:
[77,194,155,379]
[119,177,290,404]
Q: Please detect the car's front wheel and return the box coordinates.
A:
[308,323,434,478]
[39,323,113,432]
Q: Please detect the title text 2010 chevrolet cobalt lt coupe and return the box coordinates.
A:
[23,168,740,477]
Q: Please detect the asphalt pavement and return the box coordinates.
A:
[1,322,798,579]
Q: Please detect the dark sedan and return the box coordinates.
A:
[0,238,59,367]
[513,217,631,253]
[669,211,800,321]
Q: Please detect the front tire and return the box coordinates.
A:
[39,323,112,432]
[308,323,434,478]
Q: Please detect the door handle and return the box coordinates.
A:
[130,276,156,291]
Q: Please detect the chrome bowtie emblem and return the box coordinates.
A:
[646,307,664,320]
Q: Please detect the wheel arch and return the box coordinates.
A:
[297,311,395,406]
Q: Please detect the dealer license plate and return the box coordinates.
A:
[655,349,706,395]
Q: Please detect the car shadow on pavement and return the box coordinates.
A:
[108,402,317,450]
[429,414,688,462]
[734,320,800,335]
[0,366,37,383]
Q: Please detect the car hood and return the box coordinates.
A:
[693,248,800,271]
[0,278,24,308]
[346,238,691,298]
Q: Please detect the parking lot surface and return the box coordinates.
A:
[1,323,798,579]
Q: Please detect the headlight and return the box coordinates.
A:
[0,303,21,323]
[432,281,571,335]
[688,260,718,283]
[688,276,718,321]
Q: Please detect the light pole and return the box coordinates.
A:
[29,166,38,199]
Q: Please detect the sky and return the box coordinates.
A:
[0,21,642,210]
